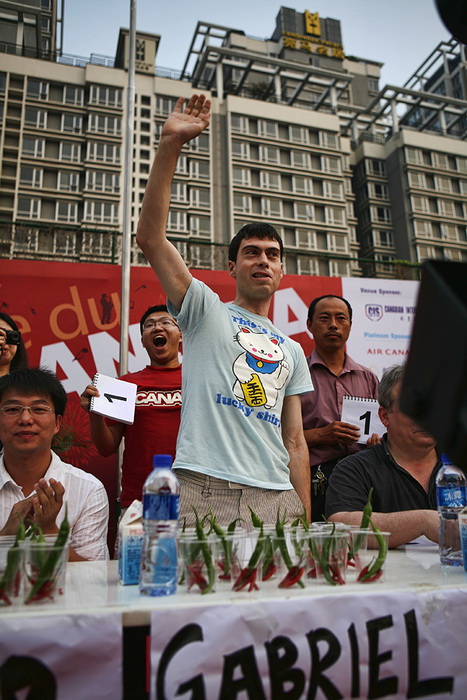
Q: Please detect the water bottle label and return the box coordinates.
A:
[143,493,180,520]
[437,485,467,508]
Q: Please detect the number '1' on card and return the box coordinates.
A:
[89,373,137,424]
[341,396,385,443]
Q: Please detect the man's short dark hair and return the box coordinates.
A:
[228,223,284,262]
[0,367,67,416]
[378,364,406,410]
[307,295,353,323]
[139,305,169,334]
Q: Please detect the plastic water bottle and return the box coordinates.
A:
[139,454,180,596]
[436,453,467,566]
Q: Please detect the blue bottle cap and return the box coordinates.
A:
[441,453,453,465]
[152,454,173,468]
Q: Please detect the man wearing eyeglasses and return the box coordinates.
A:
[80,305,182,512]
[136,95,312,526]
[0,367,109,561]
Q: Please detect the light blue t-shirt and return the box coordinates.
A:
[168,278,313,489]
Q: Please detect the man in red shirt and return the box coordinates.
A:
[301,295,379,520]
[80,305,182,509]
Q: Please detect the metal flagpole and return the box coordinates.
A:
[117,0,136,510]
[119,0,136,378]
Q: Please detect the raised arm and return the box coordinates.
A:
[136,94,211,310]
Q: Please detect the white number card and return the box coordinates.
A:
[341,396,386,443]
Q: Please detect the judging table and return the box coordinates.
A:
[1,544,467,699]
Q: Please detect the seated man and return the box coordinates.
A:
[325,364,440,547]
[0,367,109,561]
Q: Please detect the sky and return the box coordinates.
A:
[62,0,451,89]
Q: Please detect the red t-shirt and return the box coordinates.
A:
[107,365,182,506]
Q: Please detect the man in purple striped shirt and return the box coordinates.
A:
[300,295,379,521]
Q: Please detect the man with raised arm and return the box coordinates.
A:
[136,94,312,526]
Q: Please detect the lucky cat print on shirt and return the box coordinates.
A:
[232,327,290,409]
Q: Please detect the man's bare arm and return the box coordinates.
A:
[80,385,125,456]
[136,94,211,310]
[329,510,439,548]
[282,394,311,520]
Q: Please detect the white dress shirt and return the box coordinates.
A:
[0,451,109,560]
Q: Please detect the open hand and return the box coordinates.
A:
[161,94,211,146]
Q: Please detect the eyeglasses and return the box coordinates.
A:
[142,318,179,331]
[0,405,55,418]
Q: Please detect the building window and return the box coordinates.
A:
[233,194,252,213]
[323,180,343,198]
[56,201,78,223]
[59,142,81,162]
[58,171,80,192]
[17,197,40,219]
[258,120,278,139]
[295,203,314,221]
[297,229,316,250]
[289,126,309,144]
[293,176,313,195]
[19,167,43,188]
[156,96,177,116]
[320,131,338,148]
[84,201,119,224]
[190,216,211,237]
[261,198,283,217]
[231,114,249,134]
[87,141,120,163]
[232,141,250,160]
[63,86,84,106]
[168,210,187,232]
[322,156,341,174]
[232,167,251,186]
[188,133,209,153]
[259,146,279,164]
[291,151,310,169]
[326,207,344,225]
[89,114,121,135]
[22,138,45,158]
[377,230,394,247]
[260,171,281,190]
[61,114,82,133]
[171,182,187,203]
[89,86,122,108]
[189,187,210,207]
[189,160,209,180]
[27,79,48,100]
[25,108,47,129]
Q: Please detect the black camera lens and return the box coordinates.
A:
[4,329,21,345]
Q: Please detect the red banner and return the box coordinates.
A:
[0,259,341,546]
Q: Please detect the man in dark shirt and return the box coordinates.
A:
[325,364,440,547]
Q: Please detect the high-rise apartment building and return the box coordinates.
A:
[1,3,466,278]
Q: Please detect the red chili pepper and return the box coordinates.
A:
[279,565,305,588]
[357,566,384,583]
[233,567,259,592]
[262,560,277,581]
[329,561,346,585]
[186,562,209,592]
[0,589,12,606]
